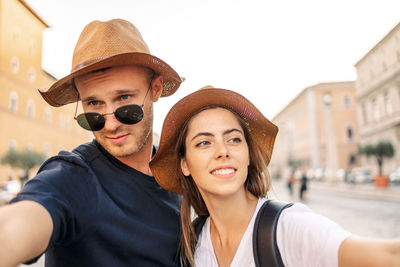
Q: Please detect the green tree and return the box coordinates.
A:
[358,141,395,175]
[1,149,46,184]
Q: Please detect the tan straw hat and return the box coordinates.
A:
[150,88,278,195]
[39,19,183,107]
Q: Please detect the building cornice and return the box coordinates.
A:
[354,21,400,67]
[272,81,355,120]
[18,0,49,28]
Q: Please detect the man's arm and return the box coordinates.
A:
[0,200,53,267]
[339,235,400,267]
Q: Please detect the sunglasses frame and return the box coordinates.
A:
[74,75,153,131]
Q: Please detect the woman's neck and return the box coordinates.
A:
[204,190,259,267]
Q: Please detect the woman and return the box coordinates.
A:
[150,88,400,267]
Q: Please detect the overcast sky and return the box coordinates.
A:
[25,0,400,134]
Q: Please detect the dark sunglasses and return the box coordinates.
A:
[74,83,152,131]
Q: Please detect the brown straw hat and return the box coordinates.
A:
[150,88,278,195]
[39,19,183,107]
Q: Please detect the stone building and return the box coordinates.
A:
[0,0,91,182]
[270,81,360,180]
[354,22,400,175]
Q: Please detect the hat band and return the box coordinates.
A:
[71,56,109,72]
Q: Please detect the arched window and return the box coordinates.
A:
[44,107,52,124]
[9,91,18,113]
[11,56,19,74]
[28,67,36,83]
[27,99,35,118]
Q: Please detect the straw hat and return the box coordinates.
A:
[150,88,278,195]
[39,19,183,107]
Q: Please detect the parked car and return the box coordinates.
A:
[389,168,400,184]
[348,168,373,184]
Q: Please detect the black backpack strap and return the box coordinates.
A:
[253,200,293,267]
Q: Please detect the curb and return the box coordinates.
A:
[309,181,400,202]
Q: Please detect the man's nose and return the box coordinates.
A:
[102,107,120,132]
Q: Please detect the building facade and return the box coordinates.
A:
[270,82,360,181]
[354,22,400,175]
[0,0,91,182]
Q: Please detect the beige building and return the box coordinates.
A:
[354,22,400,175]
[0,0,91,182]
[270,81,360,180]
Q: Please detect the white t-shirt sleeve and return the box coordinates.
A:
[276,203,351,267]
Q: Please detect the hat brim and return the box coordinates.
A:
[39,52,183,107]
[149,88,278,195]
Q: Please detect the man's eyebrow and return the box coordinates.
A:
[81,96,98,103]
[81,89,140,102]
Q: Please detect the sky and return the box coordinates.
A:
[25,0,400,134]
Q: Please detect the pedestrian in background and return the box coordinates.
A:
[299,172,308,200]
[150,87,400,267]
[0,19,183,267]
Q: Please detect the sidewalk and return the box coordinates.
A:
[308,180,400,202]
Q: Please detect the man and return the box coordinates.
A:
[0,19,183,267]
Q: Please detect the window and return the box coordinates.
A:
[361,103,367,125]
[44,107,52,124]
[384,92,392,116]
[343,95,350,108]
[9,140,16,151]
[372,98,380,121]
[322,92,332,107]
[11,57,19,73]
[346,127,354,142]
[12,26,21,42]
[27,99,35,118]
[44,143,51,158]
[9,91,18,113]
[28,67,36,83]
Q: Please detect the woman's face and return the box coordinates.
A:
[180,108,250,199]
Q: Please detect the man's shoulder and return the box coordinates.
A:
[37,141,99,174]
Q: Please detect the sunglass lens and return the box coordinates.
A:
[76,113,105,131]
[115,104,144,124]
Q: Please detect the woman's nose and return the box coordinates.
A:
[215,142,229,159]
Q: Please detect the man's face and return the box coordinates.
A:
[75,65,161,160]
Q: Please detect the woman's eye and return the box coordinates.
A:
[196,140,210,147]
[229,137,242,143]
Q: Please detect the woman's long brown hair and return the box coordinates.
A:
[175,106,272,266]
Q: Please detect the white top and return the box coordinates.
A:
[194,198,351,267]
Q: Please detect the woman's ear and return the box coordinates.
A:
[180,158,191,176]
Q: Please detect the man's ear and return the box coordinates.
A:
[151,75,163,102]
[180,158,191,176]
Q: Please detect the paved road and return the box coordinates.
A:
[271,179,400,239]
[21,180,400,266]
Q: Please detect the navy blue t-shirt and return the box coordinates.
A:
[11,140,181,267]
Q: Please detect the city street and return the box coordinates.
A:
[271,179,400,239]
[21,180,400,267]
